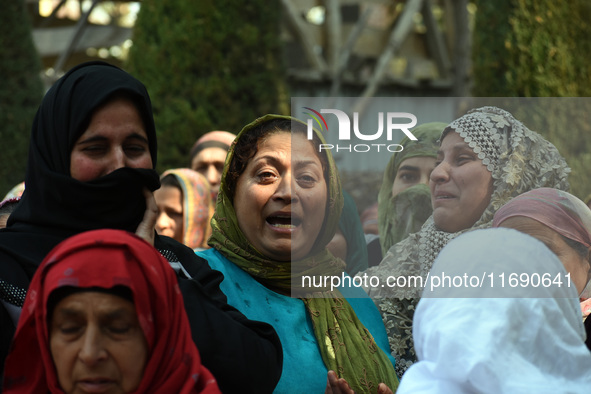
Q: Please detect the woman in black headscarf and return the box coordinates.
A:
[0,61,282,392]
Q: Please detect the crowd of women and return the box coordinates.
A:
[0,61,590,393]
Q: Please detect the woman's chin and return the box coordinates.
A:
[257,240,315,262]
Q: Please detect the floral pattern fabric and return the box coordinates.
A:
[358,106,570,378]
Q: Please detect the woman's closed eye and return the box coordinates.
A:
[164,207,182,219]
[123,144,148,156]
[81,144,107,155]
[455,154,476,165]
[58,324,83,336]
[107,323,133,335]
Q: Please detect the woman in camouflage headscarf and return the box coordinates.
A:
[377,122,446,257]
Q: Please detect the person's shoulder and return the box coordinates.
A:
[195,248,227,269]
[196,248,256,287]
[154,234,212,278]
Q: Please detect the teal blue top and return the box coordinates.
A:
[197,248,395,393]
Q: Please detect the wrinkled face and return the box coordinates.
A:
[392,156,437,197]
[50,291,148,394]
[497,217,591,295]
[233,132,327,261]
[430,132,494,233]
[154,185,183,243]
[191,147,227,195]
[548,232,591,295]
[70,97,152,182]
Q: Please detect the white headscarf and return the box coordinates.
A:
[397,228,591,393]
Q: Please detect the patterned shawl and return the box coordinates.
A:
[377,122,445,255]
[160,169,213,250]
[209,114,399,392]
[360,106,570,376]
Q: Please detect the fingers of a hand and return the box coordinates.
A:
[325,370,338,393]
[377,383,393,394]
[327,370,339,385]
[143,187,159,220]
[135,188,158,245]
[337,378,354,394]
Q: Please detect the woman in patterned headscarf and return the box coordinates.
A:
[155,168,213,251]
[360,106,570,377]
[198,114,399,393]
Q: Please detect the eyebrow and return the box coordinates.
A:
[437,143,473,156]
[252,154,322,170]
[55,307,131,320]
[55,308,84,319]
[398,165,420,172]
[293,159,322,170]
[76,133,149,145]
[252,155,283,167]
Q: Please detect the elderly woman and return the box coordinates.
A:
[0,61,281,392]
[3,229,220,393]
[492,188,591,296]
[396,228,591,393]
[360,106,570,377]
[492,187,591,351]
[198,114,399,393]
[154,168,213,251]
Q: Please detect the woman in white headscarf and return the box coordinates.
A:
[397,228,591,393]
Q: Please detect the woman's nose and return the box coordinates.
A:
[78,328,107,366]
[205,165,220,187]
[107,148,127,174]
[273,173,295,202]
[430,161,450,183]
[155,211,171,233]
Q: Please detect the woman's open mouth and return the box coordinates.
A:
[266,215,302,229]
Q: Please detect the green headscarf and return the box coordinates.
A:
[377,122,446,255]
[209,114,398,392]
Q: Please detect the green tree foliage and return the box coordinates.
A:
[0,0,43,197]
[471,0,515,97]
[126,0,288,172]
[472,0,591,199]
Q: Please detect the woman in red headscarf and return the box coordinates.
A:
[3,229,220,393]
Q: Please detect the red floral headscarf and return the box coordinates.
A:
[3,229,220,393]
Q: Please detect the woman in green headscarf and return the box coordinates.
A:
[369,123,446,265]
[198,114,398,393]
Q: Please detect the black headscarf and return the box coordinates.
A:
[1,61,160,285]
[1,62,285,393]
